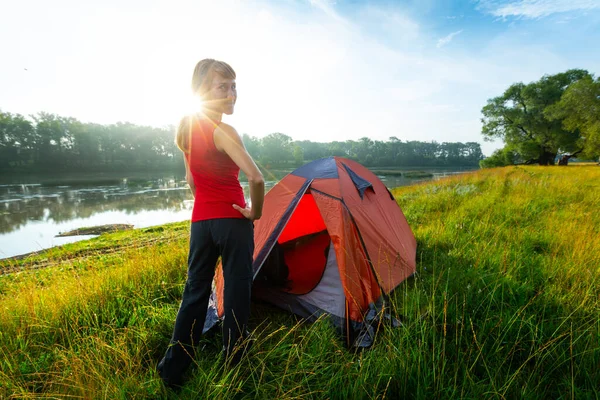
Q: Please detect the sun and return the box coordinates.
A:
[171,92,203,119]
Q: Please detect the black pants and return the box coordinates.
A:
[158,218,254,386]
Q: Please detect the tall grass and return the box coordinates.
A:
[1,165,598,399]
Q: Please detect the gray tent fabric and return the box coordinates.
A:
[252,241,384,347]
[297,241,345,318]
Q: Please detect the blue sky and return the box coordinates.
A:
[1,0,599,156]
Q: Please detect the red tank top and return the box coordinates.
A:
[185,116,246,221]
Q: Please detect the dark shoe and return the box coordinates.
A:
[157,358,184,391]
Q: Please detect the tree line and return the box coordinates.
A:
[480,69,600,167]
[0,110,483,174]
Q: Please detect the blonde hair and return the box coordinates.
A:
[176,59,236,153]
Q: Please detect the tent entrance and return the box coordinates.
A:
[280,230,330,294]
[256,193,331,295]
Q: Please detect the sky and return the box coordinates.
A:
[1,0,599,156]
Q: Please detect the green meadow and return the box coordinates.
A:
[1,165,598,399]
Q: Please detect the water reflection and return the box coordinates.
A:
[0,178,192,234]
[0,176,282,259]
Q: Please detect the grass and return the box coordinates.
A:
[368,169,405,176]
[402,171,434,179]
[1,165,599,399]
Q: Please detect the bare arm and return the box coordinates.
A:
[183,154,196,198]
[214,123,264,220]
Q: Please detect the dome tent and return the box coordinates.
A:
[207,157,416,347]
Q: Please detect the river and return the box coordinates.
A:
[0,168,473,259]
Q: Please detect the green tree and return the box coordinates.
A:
[410,141,438,166]
[481,69,590,165]
[372,140,390,166]
[388,136,401,164]
[464,142,484,165]
[0,107,488,174]
[480,147,522,168]
[327,141,350,158]
[242,134,261,160]
[295,140,327,161]
[32,112,69,167]
[350,137,373,165]
[0,111,35,169]
[260,132,293,167]
[150,125,178,168]
[546,75,600,162]
[292,144,304,166]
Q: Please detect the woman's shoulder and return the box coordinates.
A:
[216,121,238,136]
[213,122,245,152]
[180,113,224,132]
[177,114,196,131]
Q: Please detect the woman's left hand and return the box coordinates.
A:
[233,204,260,221]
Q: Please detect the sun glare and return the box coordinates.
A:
[156,90,209,125]
[177,93,203,117]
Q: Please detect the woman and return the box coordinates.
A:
[157,59,264,388]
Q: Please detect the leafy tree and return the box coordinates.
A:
[260,132,293,166]
[0,108,486,174]
[479,147,522,168]
[151,124,178,163]
[372,140,391,166]
[295,140,328,161]
[410,141,438,165]
[464,142,484,164]
[545,75,600,162]
[439,142,462,165]
[353,137,374,163]
[387,136,401,164]
[32,112,65,166]
[481,69,591,165]
[0,111,35,168]
[327,141,350,158]
[292,144,304,166]
[242,134,261,161]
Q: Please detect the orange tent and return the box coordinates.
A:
[208,157,416,347]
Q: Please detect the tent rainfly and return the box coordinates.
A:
[205,157,417,347]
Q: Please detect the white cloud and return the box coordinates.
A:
[307,0,343,21]
[361,6,420,44]
[436,30,464,48]
[2,0,598,158]
[309,0,336,7]
[479,0,600,19]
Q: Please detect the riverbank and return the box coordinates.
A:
[1,165,598,398]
